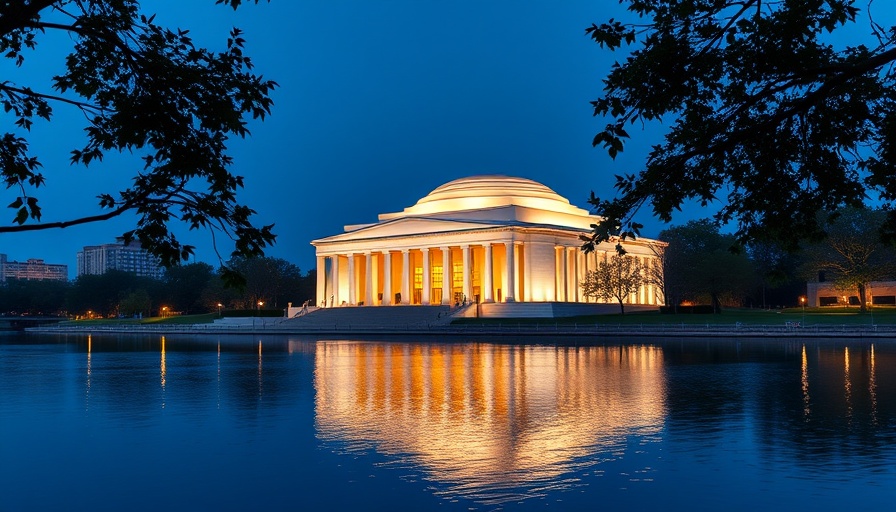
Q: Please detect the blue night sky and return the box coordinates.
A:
[3,1,691,276]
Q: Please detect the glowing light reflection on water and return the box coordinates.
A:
[314,343,666,506]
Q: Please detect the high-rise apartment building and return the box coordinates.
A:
[0,254,69,282]
[76,239,163,279]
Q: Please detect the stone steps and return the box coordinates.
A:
[278,305,453,329]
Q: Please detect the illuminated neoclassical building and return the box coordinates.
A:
[312,175,664,307]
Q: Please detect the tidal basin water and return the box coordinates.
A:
[2,334,895,511]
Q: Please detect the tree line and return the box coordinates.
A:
[0,257,316,318]
[583,208,896,315]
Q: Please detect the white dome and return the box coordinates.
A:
[386,175,591,218]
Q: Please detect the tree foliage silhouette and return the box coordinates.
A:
[581,254,643,315]
[0,1,276,284]
[583,0,896,251]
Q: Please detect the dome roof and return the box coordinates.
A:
[382,175,592,218]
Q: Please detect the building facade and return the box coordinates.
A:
[312,175,664,307]
[0,254,68,282]
[76,239,163,279]
[808,280,896,306]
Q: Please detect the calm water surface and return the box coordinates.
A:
[1,333,894,511]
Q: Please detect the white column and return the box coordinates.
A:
[462,245,472,303]
[567,247,577,303]
[584,250,592,303]
[372,252,381,305]
[441,246,451,305]
[576,249,588,302]
[504,241,515,302]
[400,249,410,304]
[560,247,568,302]
[555,246,563,302]
[639,256,647,304]
[383,252,392,305]
[330,255,339,307]
[347,253,356,306]
[364,251,373,306]
[483,243,494,303]
[523,242,532,302]
[422,247,431,305]
[316,255,326,307]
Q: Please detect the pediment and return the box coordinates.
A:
[312,217,504,245]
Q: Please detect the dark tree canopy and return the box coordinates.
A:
[226,256,309,309]
[659,219,754,312]
[584,0,896,251]
[0,0,276,282]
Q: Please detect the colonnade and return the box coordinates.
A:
[315,241,662,307]
[556,247,662,305]
[317,242,521,307]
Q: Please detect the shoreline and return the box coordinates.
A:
[25,323,896,340]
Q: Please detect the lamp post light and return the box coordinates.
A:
[257,300,264,316]
[162,306,168,318]
[800,296,806,325]
[217,303,223,318]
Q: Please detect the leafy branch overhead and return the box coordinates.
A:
[584,0,896,251]
[0,0,276,279]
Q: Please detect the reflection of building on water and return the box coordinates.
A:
[314,342,666,503]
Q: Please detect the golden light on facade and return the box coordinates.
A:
[312,175,665,309]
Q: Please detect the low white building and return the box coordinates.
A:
[311,175,664,308]
[808,281,896,306]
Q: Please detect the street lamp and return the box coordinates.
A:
[257,300,264,316]
[161,306,168,318]
[217,303,223,318]
[800,296,806,325]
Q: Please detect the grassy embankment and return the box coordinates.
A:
[61,313,218,326]
[450,306,896,327]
